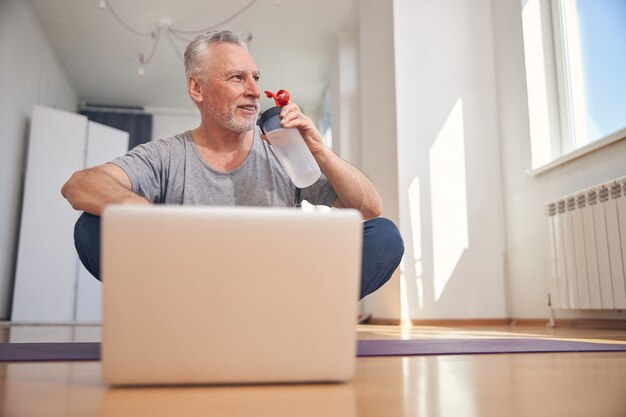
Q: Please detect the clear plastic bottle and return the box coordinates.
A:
[258,106,321,188]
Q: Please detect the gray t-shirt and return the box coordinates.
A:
[111,129,337,207]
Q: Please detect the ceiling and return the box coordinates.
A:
[28,0,357,114]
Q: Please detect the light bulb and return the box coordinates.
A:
[137,67,145,78]
[98,0,106,10]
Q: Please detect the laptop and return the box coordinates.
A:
[100,205,363,386]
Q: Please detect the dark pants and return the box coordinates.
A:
[74,212,404,300]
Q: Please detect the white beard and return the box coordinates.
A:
[213,106,258,132]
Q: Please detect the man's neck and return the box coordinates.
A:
[190,123,255,172]
[191,123,253,152]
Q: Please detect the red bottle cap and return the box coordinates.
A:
[264,89,290,107]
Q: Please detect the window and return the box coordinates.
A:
[522,0,626,170]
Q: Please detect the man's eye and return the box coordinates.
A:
[231,75,244,81]
[253,76,260,82]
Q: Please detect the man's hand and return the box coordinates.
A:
[278,102,327,156]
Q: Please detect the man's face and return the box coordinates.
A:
[197,43,261,133]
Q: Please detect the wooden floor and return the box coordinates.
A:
[1,323,626,417]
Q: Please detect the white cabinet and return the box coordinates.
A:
[11,105,128,322]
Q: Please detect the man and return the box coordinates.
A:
[62,30,403,300]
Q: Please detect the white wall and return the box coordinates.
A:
[492,0,626,319]
[341,0,625,321]
[357,0,402,319]
[145,107,201,141]
[393,0,507,319]
[0,0,77,319]
[330,33,361,168]
[333,0,509,321]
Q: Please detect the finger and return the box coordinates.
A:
[281,117,312,131]
[280,106,304,127]
[280,103,300,118]
[281,115,305,128]
[281,107,312,126]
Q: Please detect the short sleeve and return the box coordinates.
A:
[110,140,166,204]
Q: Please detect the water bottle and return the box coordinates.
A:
[257,105,321,188]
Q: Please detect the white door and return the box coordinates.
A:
[75,122,129,321]
[12,106,128,322]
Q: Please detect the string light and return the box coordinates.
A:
[137,53,145,78]
[97,0,258,76]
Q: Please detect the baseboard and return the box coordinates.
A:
[506,319,551,327]
[367,318,513,326]
[549,318,626,330]
[0,321,101,326]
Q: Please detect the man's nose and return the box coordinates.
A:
[245,78,260,98]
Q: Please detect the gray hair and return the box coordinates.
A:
[184,30,247,82]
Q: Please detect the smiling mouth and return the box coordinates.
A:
[237,104,258,112]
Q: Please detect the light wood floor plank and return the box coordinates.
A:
[1,324,625,417]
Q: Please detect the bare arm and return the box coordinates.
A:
[277,103,383,219]
[61,163,149,216]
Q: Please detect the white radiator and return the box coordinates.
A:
[546,176,626,312]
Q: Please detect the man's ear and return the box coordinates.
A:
[188,77,203,104]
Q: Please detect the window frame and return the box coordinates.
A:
[524,0,626,175]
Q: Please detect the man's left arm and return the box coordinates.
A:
[277,103,382,219]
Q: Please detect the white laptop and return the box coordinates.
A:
[100,205,362,386]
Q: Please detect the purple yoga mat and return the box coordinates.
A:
[1,339,625,362]
[0,342,100,362]
[356,338,626,357]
